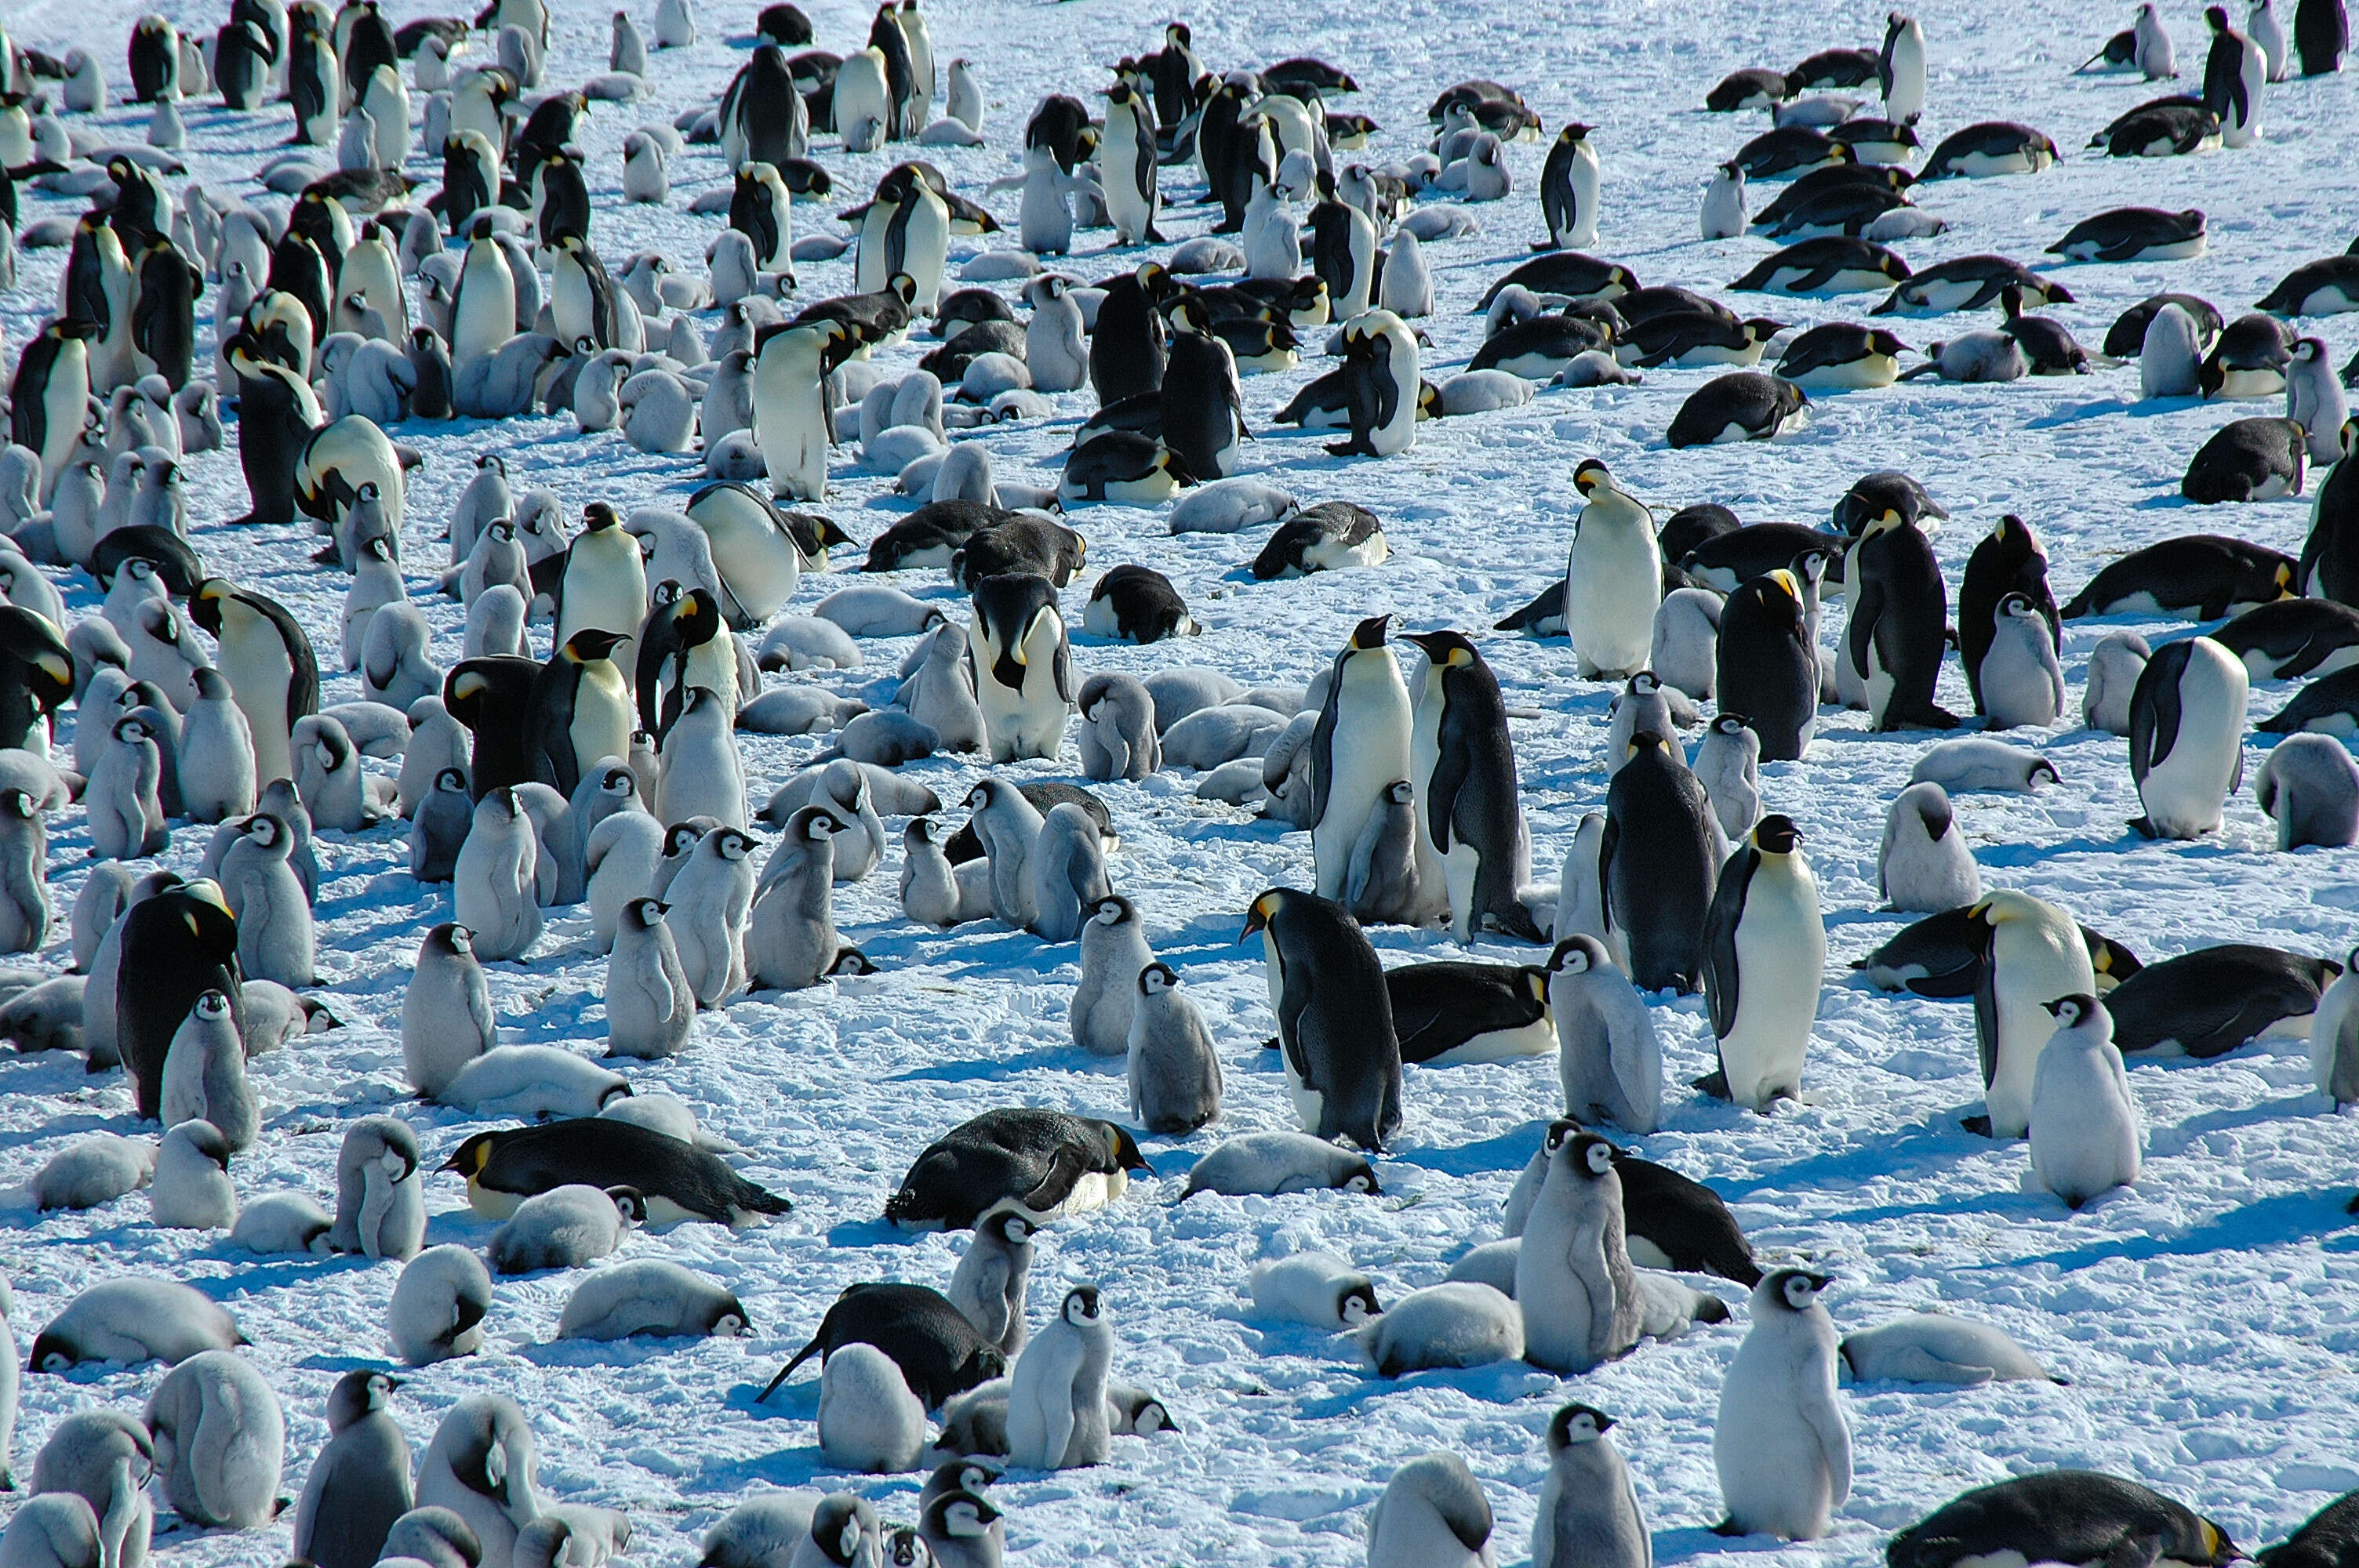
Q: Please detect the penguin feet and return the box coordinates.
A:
[1960,1114,1994,1137]
[2127,816,2161,840]
[1692,1069,1732,1100]
[1711,1519,1747,1537]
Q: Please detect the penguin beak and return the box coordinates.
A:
[1239,898,1272,940]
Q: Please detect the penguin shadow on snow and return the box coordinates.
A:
[2019,1189,2359,1272]
[1707,1117,2012,1204]
[1376,1118,1554,1180]
[2165,1087,2330,1135]
[1289,1353,1557,1419]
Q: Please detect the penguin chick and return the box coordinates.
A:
[159,989,260,1151]
[1713,1269,1848,1540]
[1248,1250,1383,1330]
[1180,1131,1379,1199]
[488,1183,645,1274]
[948,1210,1035,1359]
[141,1350,284,1527]
[388,1245,492,1365]
[329,1116,426,1260]
[293,1369,413,1568]
[1878,780,1981,913]
[1532,1404,1648,1568]
[28,1134,155,1212]
[1515,1123,1641,1374]
[231,1191,334,1255]
[436,1044,631,1120]
[1368,1450,1495,1568]
[1005,1285,1113,1470]
[2026,994,2142,1208]
[1127,962,1222,1134]
[149,1119,237,1229]
[415,1396,540,1568]
[28,1279,242,1372]
[606,898,696,1057]
[555,1258,751,1340]
[819,1342,928,1474]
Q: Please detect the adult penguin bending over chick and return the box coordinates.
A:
[442,1119,791,1228]
[1309,615,1430,906]
[1243,887,1405,1150]
[1405,630,1539,941]
[1601,731,1718,993]
[885,1107,1151,1229]
[1700,815,1825,1109]
[2129,635,2248,839]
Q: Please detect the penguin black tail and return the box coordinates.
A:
[758,1336,823,1401]
[1691,1069,1732,1100]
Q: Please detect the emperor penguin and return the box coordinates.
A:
[1965,889,2098,1138]
[454,787,543,960]
[192,578,320,793]
[949,1210,1034,1359]
[1980,592,2066,730]
[1100,81,1163,245]
[1242,887,1404,1149]
[754,319,852,503]
[1692,714,1760,842]
[1309,182,1378,318]
[835,46,892,151]
[1127,963,1223,1134]
[12,320,96,503]
[2026,993,2142,1208]
[489,1183,643,1272]
[293,1369,413,1568]
[967,573,1073,763]
[1601,731,1719,992]
[531,629,633,800]
[1878,781,1981,913]
[656,687,747,829]
[730,162,796,271]
[2128,635,2248,839]
[403,924,493,1097]
[1327,309,1420,457]
[2084,632,2152,735]
[902,815,994,927]
[1880,12,1928,122]
[1070,893,1154,1054]
[1702,160,1747,239]
[1516,1123,1642,1374]
[1548,935,1662,1133]
[2204,3,2266,145]
[2256,732,2359,850]
[415,1396,539,1568]
[160,989,260,1152]
[1006,1285,1114,1470]
[388,1245,492,1365]
[27,1410,152,1568]
[1533,1404,1649,1568]
[1028,802,1110,942]
[329,1116,424,1259]
[856,163,951,310]
[1700,815,1825,1110]
[151,1120,238,1229]
[819,1343,928,1474]
[1308,615,1416,901]
[1249,1251,1382,1330]
[450,219,518,372]
[1848,508,1957,731]
[1539,124,1601,250]
[745,806,841,989]
[667,825,756,1007]
[1714,1270,1849,1540]
[1405,629,1536,940]
[1565,463,1662,681]
[222,811,316,986]
[608,898,696,1057]
[1367,1452,1496,1568]
[141,1350,283,1527]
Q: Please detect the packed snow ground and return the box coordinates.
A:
[2,0,2359,1560]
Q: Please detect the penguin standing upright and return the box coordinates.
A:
[1848,510,1956,731]
[1700,815,1825,1110]
[1309,180,1378,317]
[1532,1404,1648,1568]
[2129,636,2248,839]
[12,319,96,503]
[117,881,246,1120]
[1308,615,1419,902]
[1564,461,1662,681]
[556,503,649,683]
[1515,1124,1642,1374]
[1714,1270,1849,1541]
[730,162,795,271]
[1717,571,1816,761]
[1327,310,1420,458]
[1538,124,1601,250]
[1880,12,1928,123]
[2026,994,2142,1208]
[1158,295,1245,481]
[2295,0,2348,72]
[856,163,951,310]
[754,319,852,503]
[1242,887,1404,1150]
[1089,263,1172,406]
[2205,4,2267,144]
[194,579,318,789]
[1099,80,1162,245]
[1966,889,2098,1138]
[289,5,340,145]
[1958,514,2057,718]
[965,573,1072,763]
[1405,630,1537,941]
[292,1370,412,1568]
[531,630,632,799]
[1601,731,1718,993]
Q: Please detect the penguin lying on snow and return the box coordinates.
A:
[1179,1131,1379,1198]
[1851,906,2141,998]
[1887,1471,2237,1568]
[760,1281,1005,1408]
[1383,961,1553,1065]
[442,1119,791,1227]
[2099,944,2339,1058]
[1839,1312,2061,1385]
[885,1108,1151,1229]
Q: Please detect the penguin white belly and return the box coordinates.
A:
[1422,1016,1556,1066]
[1675,341,1768,367]
[1081,597,1121,637]
[1906,279,1989,314]
[1718,881,1823,1107]
[466,1181,524,1220]
[1987,930,2095,1138]
[1568,534,1660,678]
[569,666,633,775]
[2213,368,2284,398]
[1488,350,1576,379]
[1706,421,1756,443]
[2142,648,2245,836]
[1790,354,1899,390]
[1104,470,1186,503]
[2141,235,2208,261]
[1624,1236,1674,1271]
[902,198,952,310]
[1234,346,1298,374]
[221,638,297,785]
[1059,1170,1115,1216]
[2264,1009,2319,1040]
[1950,150,2041,176]
[2293,285,2359,314]
[553,265,595,347]
[1300,532,1389,572]
[641,1194,713,1229]
[1713,1369,1837,1529]
[1311,683,1412,899]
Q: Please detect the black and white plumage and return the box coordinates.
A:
[885,1107,1152,1229]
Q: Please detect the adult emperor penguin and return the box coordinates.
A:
[688,482,807,626]
[1405,630,1538,940]
[1309,180,1378,318]
[554,503,647,681]
[194,579,318,789]
[293,1369,412,1568]
[1880,12,1928,122]
[1714,1269,1849,1540]
[1308,615,1419,902]
[1100,79,1162,245]
[529,630,632,799]
[449,218,518,372]
[2205,4,2267,144]
[1965,888,2098,1137]
[730,162,796,271]
[1700,815,1825,1109]
[754,318,853,503]
[967,572,1073,762]
[1518,1123,1643,1373]
[12,318,96,503]
[856,163,951,310]
[1538,124,1601,250]
[2129,635,2248,839]
[1601,731,1718,992]
[1717,571,1816,761]
[1327,310,1420,457]
[2026,994,2142,1208]
[1849,508,1956,731]
[1367,1452,1496,1568]
[1242,887,1405,1150]
[1889,1475,2237,1568]
[1565,461,1663,681]
[1533,1404,1649,1568]
[1158,295,1247,481]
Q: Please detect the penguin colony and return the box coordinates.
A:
[0,0,2354,1563]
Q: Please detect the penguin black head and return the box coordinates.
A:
[1548,1403,1616,1448]
[1162,292,1212,336]
[1061,1284,1103,1325]
[1754,814,1803,855]
[0,789,32,822]
[1403,629,1476,669]
[29,1332,81,1374]
[1136,960,1180,998]
[583,501,620,532]
[240,812,285,848]
[987,1210,1035,1246]
[1572,459,1615,498]
[2043,993,2100,1028]
[178,1119,232,1171]
[328,1368,402,1428]
[1091,894,1134,927]
[440,1129,500,1175]
[430,920,474,956]
[1867,328,1910,358]
[2207,4,2229,27]
[1239,887,1288,940]
[562,628,630,663]
[1765,1267,1832,1312]
[1546,935,1610,977]
[1345,613,1392,651]
[1624,729,1669,764]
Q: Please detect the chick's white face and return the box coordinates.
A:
[1584,1139,1614,1177]
[1781,1273,1825,1311]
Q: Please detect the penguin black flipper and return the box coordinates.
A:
[1594,811,1621,941]
[759,1330,827,1399]
[1970,913,2001,1100]
[2127,641,2190,789]
[1699,844,1755,1087]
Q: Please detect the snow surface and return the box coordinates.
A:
[3,0,2359,1561]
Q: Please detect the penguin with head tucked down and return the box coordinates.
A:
[966,573,1072,764]
[1242,887,1403,1150]
[1601,730,1717,993]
